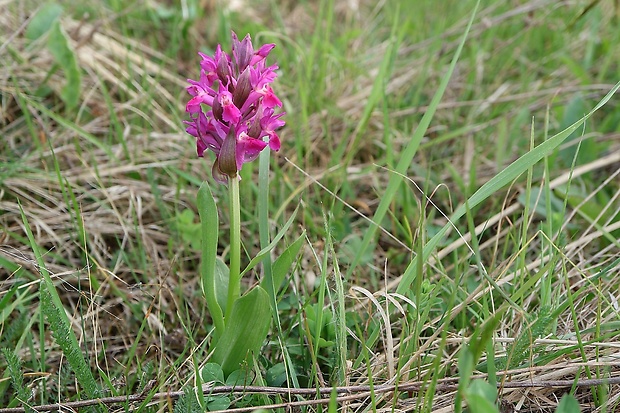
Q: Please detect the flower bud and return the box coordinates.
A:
[233,67,252,108]
[218,127,239,179]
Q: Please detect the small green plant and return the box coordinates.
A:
[183,32,298,388]
[25,3,81,111]
[462,380,582,413]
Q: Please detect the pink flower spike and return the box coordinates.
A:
[261,110,285,132]
[185,112,223,157]
[198,47,223,83]
[184,32,285,183]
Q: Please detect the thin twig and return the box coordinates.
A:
[2,376,619,413]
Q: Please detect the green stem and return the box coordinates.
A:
[226,175,241,318]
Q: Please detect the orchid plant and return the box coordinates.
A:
[185,32,299,379]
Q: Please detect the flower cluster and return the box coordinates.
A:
[184,32,285,183]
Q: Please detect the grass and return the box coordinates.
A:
[1,0,620,411]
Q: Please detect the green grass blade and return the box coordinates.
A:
[555,394,581,413]
[18,204,102,402]
[25,3,63,40]
[339,5,400,167]
[463,380,500,413]
[347,0,482,277]
[258,148,277,319]
[23,97,116,160]
[396,79,620,294]
[326,216,347,385]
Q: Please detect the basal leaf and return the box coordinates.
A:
[464,380,500,413]
[198,182,225,337]
[25,2,63,40]
[555,394,580,413]
[201,363,224,384]
[211,286,271,376]
[206,396,231,411]
[213,258,229,314]
[240,206,299,278]
[47,20,81,110]
[261,231,305,297]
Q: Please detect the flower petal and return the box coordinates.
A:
[236,132,267,170]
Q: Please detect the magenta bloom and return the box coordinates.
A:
[184,32,285,183]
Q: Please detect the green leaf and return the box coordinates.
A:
[40,287,103,404]
[555,394,581,413]
[305,303,335,343]
[0,282,21,325]
[213,258,229,314]
[495,306,553,370]
[456,345,475,412]
[2,348,34,412]
[211,286,271,375]
[198,182,225,338]
[316,337,335,348]
[328,386,338,413]
[225,369,250,386]
[558,95,597,166]
[261,231,305,296]
[47,20,82,110]
[206,396,231,411]
[201,363,224,384]
[175,209,201,250]
[201,258,229,316]
[265,363,287,387]
[173,386,202,413]
[240,206,299,278]
[469,309,505,368]
[464,380,500,413]
[25,2,63,40]
[517,186,564,218]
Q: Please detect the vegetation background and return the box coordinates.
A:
[1,0,619,411]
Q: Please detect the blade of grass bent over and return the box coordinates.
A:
[347,0,482,277]
[396,79,620,294]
